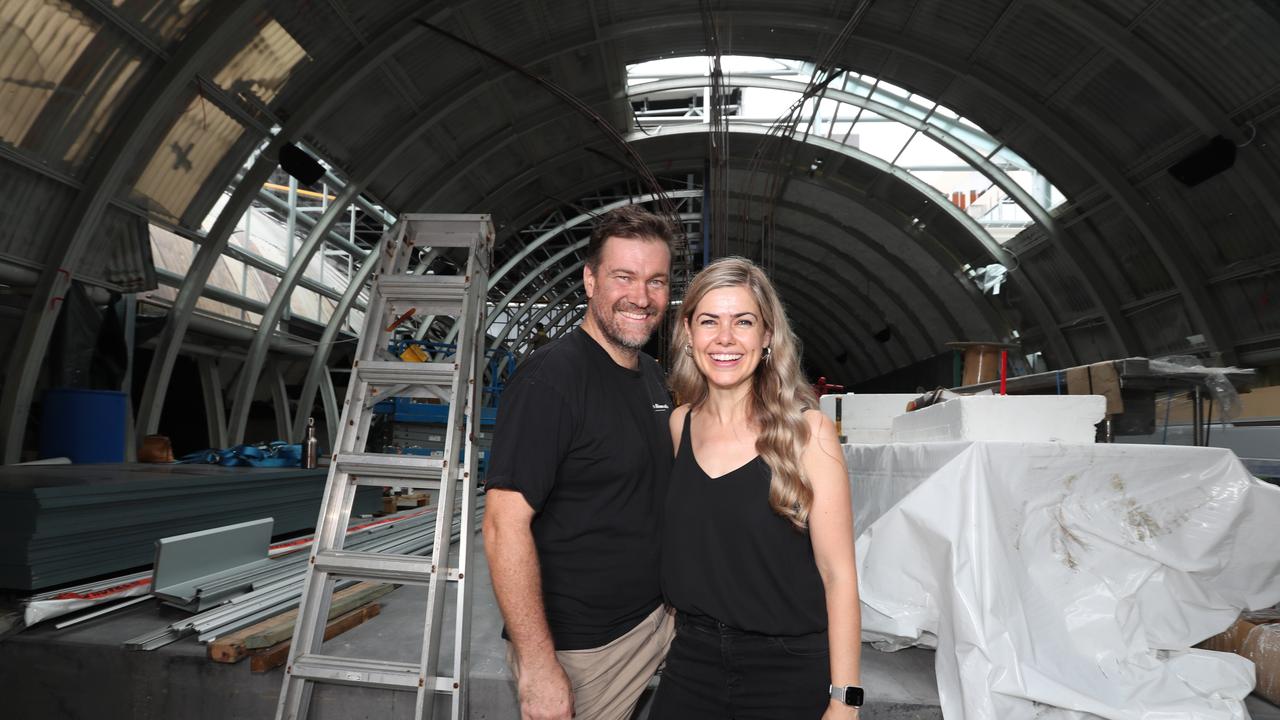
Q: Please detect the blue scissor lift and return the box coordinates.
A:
[372,340,512,477]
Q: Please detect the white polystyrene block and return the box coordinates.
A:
[844,428,892,444]
[890,395,1106,443]
[843,394,918,431]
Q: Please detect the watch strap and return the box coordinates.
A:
[828,683,864,706]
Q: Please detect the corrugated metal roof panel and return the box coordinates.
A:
[1055,58,1185,165]
[127,91,247,226]
[264,0,354,69]
[1125,296,1195,357]
[0,161,153,291]
[907,0,1010,58]
[1088,204,1175,297]
[1141,0,1280,114]
[212,17,309,108]
[1060,322,1116,365]
[0,161,74,268]
[1172,172,1275,271]
[0,1,150,175]
[1066,224,1138,305]
[977,2,1096,98]
[1213,276,1279,343]
[103,0,210,50]
[1022,243,1091,319]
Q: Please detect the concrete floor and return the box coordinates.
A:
[0,529,1276,719]
[0,531,941,719]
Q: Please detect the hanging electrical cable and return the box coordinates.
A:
[700,0,731,262]
[734,0,875,269]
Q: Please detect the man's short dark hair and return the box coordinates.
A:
[586,205,676,271]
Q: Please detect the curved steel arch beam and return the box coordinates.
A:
[465,144,1024,356]
[505,250,883,380]
[394,79,1051,352]
[465,134,1067,366]
[716,180,964,354]
[488,191,700,288]
[511,283,862,383]
[495,280,586,379]
[470,239,586,337]
[135,9,444,440]
[0,1,265,462]
[765,248,896,375]
[1036,0,1244,144]
[763,192,970,344]
[227,184,363,442]
[544,304,586,341]
[438,190,702,344]
[489,264,585,352]
[522,290,857,385]
[595,10,1209,356]
[509,301,584,358]
[287,229,388,442]
[633,74,1060,236]
[766,225,929,364]
[641,124,1019,266]
[768,275,882,379]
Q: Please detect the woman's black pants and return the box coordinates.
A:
[649,612,830,719]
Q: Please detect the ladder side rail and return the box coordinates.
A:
[451,277,488,719]
[415,238,489,720]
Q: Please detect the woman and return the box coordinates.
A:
[652,257,862,719]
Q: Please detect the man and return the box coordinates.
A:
[528,322,551,352]
[483,205,678,720]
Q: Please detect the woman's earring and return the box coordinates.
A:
[763,346,772,362]
[683,343,693,357]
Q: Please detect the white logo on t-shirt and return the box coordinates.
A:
[652,403,670,412]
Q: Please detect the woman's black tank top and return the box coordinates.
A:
[661,410,827,635]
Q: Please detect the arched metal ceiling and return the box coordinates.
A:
[2,0,1280,459]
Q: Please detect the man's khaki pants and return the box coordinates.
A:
[507,604,676,720]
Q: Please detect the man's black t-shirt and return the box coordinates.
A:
[485,328,673,650]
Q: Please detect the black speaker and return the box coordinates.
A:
[278,143,325,186]
[1169,136,1236,187]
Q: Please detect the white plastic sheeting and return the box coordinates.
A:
[848,441,1280,719]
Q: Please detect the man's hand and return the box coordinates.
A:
[518,659,574,720]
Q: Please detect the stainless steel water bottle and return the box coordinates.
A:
[303,417,318,469]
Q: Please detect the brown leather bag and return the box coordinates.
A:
[138,434,175,463]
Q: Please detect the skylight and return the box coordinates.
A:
[627,56,1066,244]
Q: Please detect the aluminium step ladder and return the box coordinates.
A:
[275,214,494,720]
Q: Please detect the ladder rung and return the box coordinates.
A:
[289,653,420,690]
[336,453,444,487]
[313,549,435,585]
[378,274,469,314]
[352,476,440,490]
[356,361,455,387]
[402,215,492,246]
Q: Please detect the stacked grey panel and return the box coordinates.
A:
[0,463,380,590]
[126,496,482,650]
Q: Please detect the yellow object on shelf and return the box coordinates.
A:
[399,344,428,363]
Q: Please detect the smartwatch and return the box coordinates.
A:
[829,684,864,706]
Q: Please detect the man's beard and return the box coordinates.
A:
[589,298,658,351]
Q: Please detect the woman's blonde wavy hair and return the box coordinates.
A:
[670,257,819,530]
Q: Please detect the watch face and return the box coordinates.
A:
[838,686,864,706]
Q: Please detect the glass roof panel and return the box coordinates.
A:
[627,55,1068,239]
[106,0,209,48]
[212,18,308,108]
[0,1,150,174]
[131,93,246,225]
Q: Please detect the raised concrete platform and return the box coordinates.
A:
[0,530,944,719]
